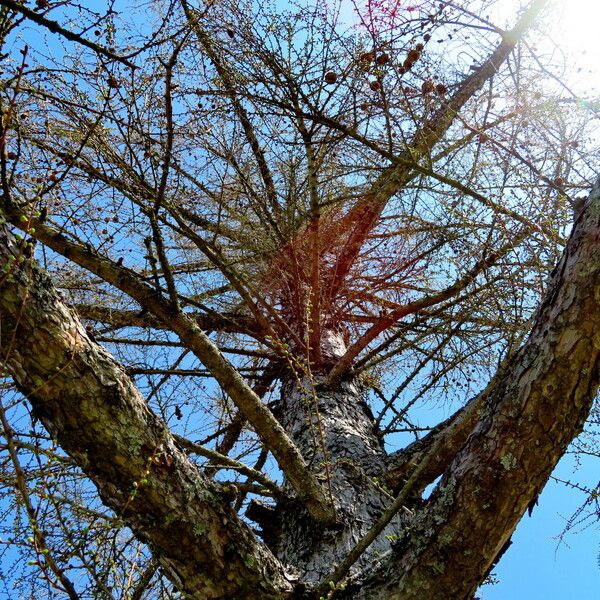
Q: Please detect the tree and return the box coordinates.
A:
[0,0,598,598]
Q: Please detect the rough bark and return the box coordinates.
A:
[343,184,600,599]
[4,178,600,598]
[267,372,406,585]
[0,220,293,600]
[0,199,335,525]
[2,180,600,597]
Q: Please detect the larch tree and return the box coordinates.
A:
[0,0,598,598]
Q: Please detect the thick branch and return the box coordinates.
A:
[325,0,549,307]
[0,204,335,524]
[0,222,292,599]
[382,392,489,495]
[351,181,600,599]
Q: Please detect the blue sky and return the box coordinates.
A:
[0,1,598,598]
[483,453,599,599]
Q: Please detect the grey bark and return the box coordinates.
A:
[341,183,600,598]
[268,372,406,585]
[0,219,293,600]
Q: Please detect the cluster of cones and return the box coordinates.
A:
[324,35,447,97]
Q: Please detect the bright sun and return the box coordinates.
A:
[492,0,600,92]
[543,0,600,89]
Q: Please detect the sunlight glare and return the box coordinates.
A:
[546,0,600,88]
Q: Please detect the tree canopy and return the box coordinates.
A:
[0,0,598,598]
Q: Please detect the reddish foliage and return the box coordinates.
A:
[261,199,422,352]
[354,0,423,39]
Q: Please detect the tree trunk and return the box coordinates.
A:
[341,184,600,598]
[1,179,600,598]
[0,221,293,600]
[264,368,406,585]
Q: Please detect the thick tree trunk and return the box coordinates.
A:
[2,179,599,599]
[0,221,293,600]
[265,369,406,584]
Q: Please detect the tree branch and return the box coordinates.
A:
[347,180,600,599]
[324,0,550,307]
[0,221,293,599]
[0,0,136,68]
[326,232,526,383]
[0,204,335,524]
[72,303,260,335]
